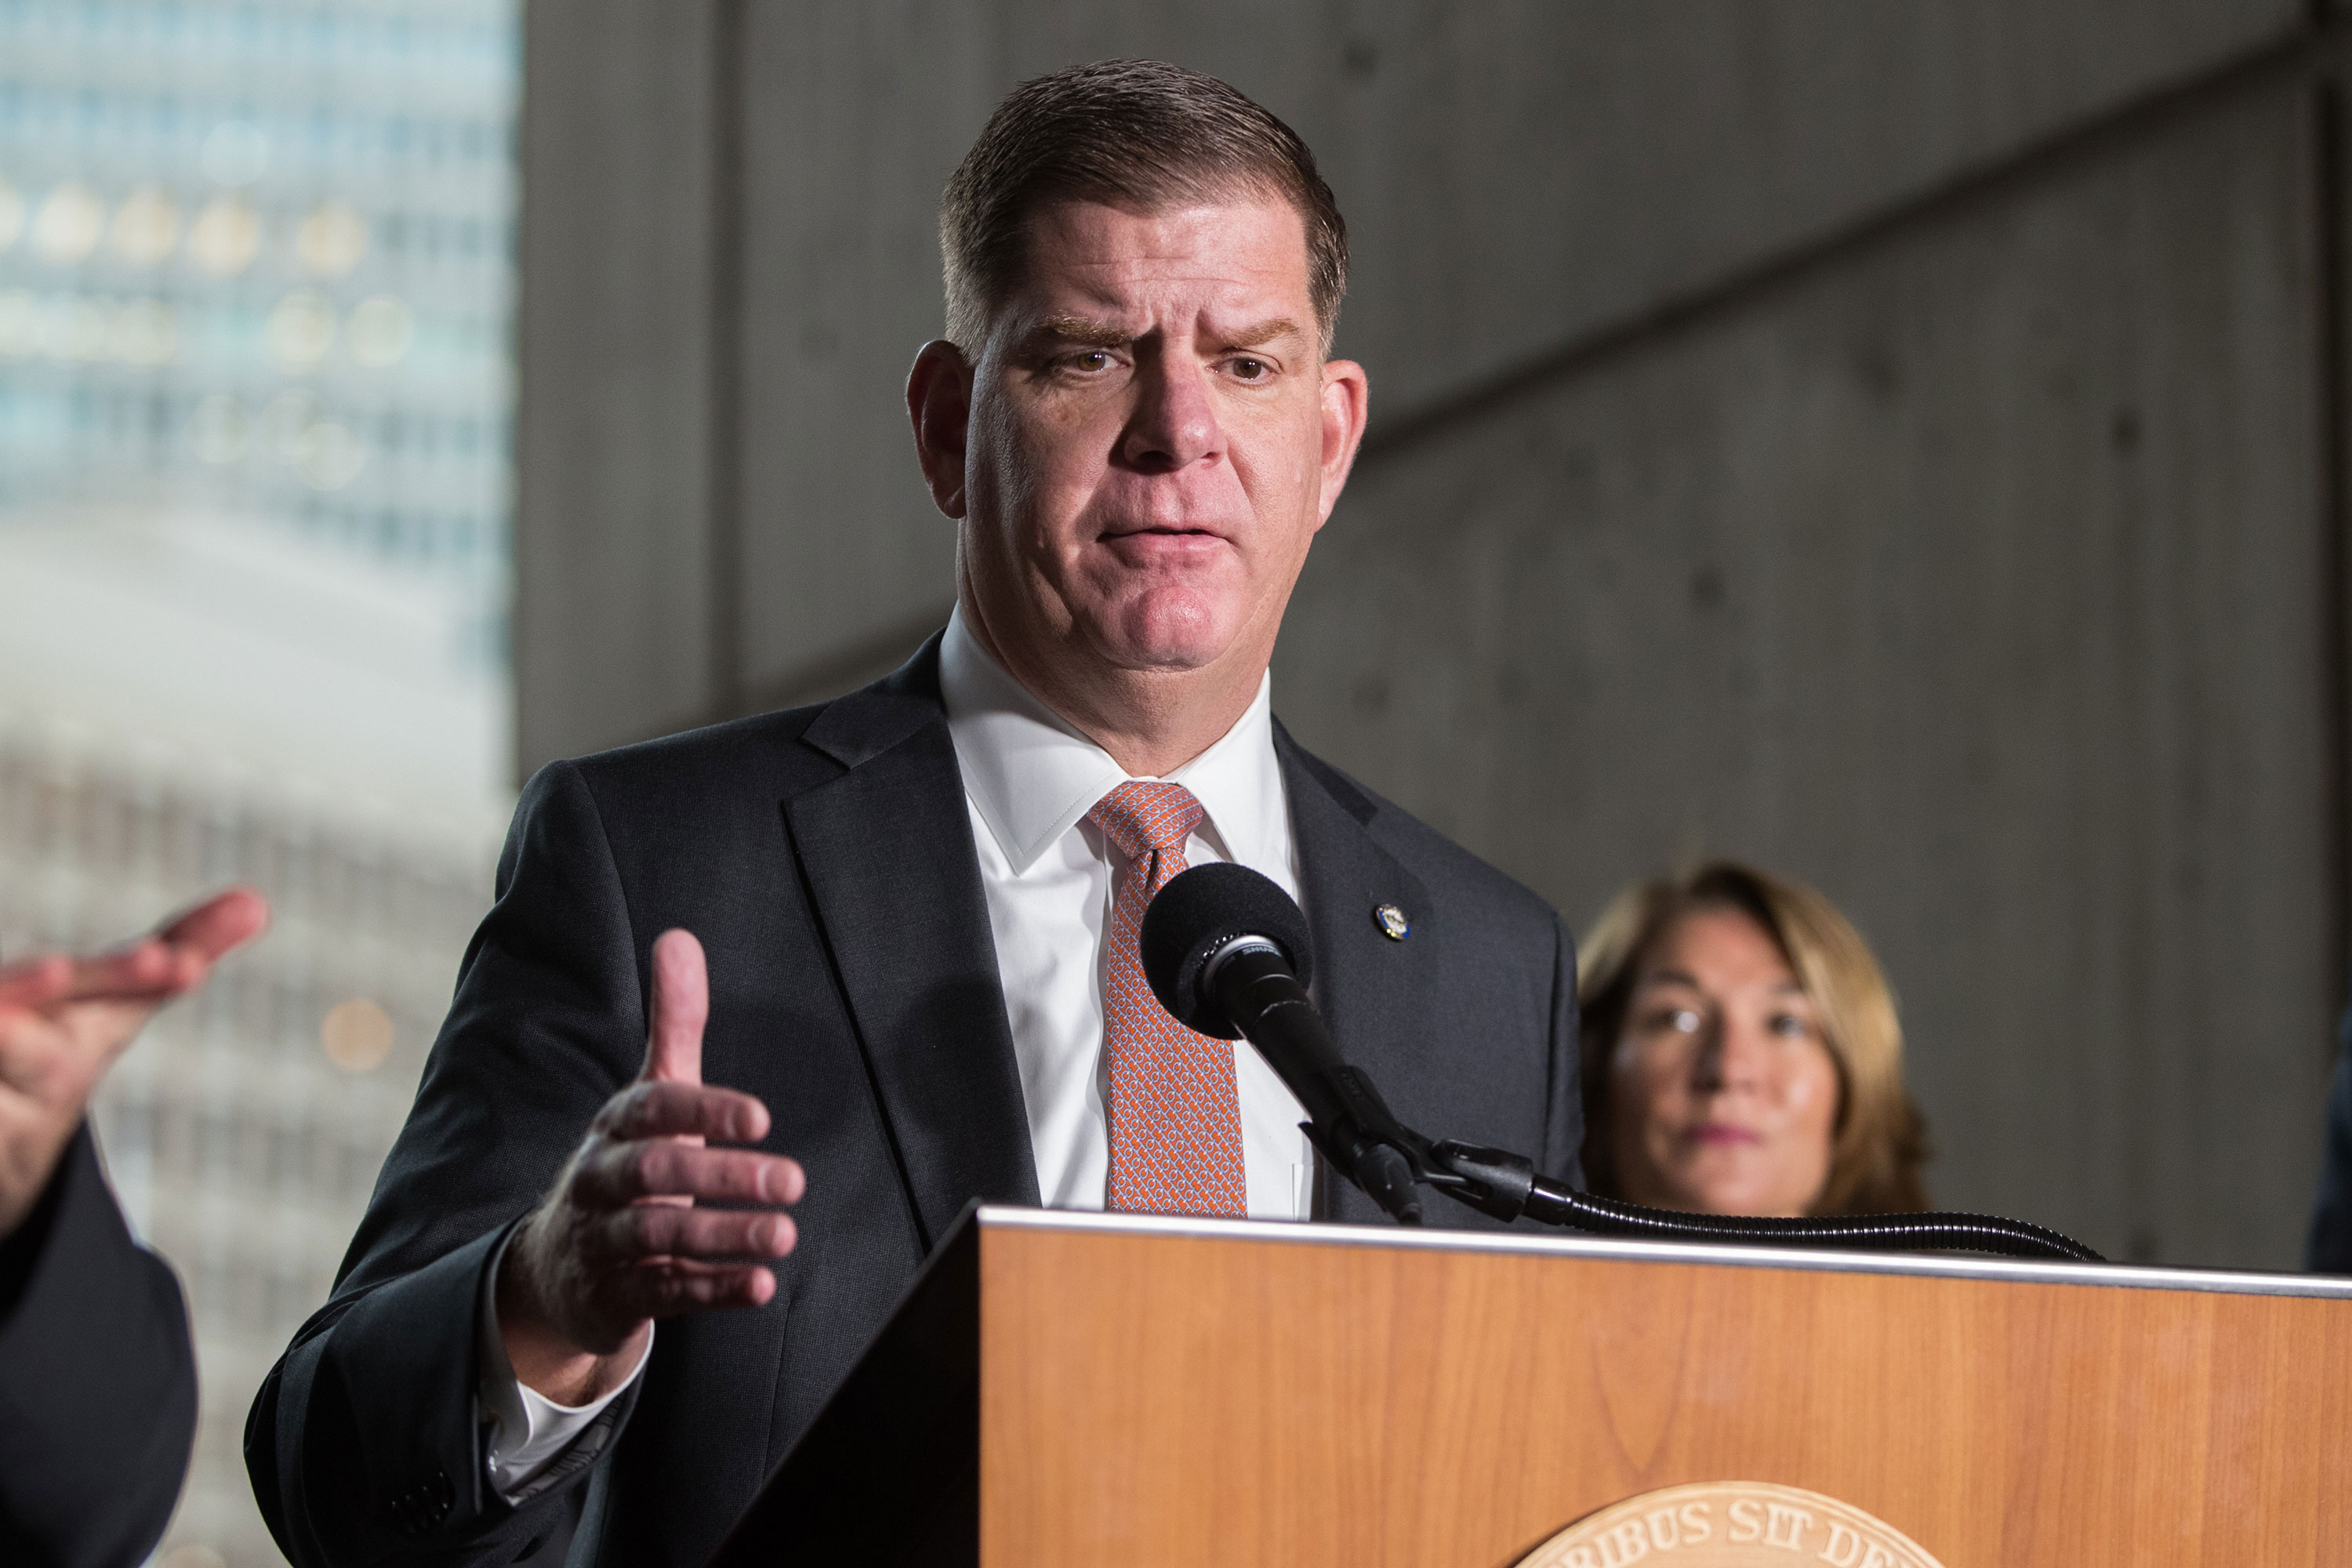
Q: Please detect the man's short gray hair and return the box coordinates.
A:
[939,59,1348,354]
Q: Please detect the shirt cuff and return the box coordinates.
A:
[474,1227,652,1498]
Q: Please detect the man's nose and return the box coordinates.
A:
[1120,350,1222,472]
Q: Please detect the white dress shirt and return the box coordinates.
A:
[938,606,1316,1218]
[477,606,1312,1492]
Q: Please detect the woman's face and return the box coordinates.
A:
[1607,906,1841,1216]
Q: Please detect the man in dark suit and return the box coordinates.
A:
[1,887,269,1567]
[249,60,1581,1567]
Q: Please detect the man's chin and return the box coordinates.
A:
[1095,641,1224,675]
[1081,601,1246,674]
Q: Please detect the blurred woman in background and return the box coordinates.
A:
[1577,860,1929,1217]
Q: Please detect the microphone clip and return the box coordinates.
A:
[1417,1140,1537,1225]
[1289,1061,1430,1227]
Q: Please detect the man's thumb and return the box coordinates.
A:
[644,929,708,1084]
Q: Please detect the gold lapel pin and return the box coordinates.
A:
[1373,903,1410,941]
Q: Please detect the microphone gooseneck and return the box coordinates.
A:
[1139,863,2103,1264]
[1420,1138,2100,1261]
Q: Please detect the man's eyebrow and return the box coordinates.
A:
[1024,315,1309,351]
[1219,317,1305,350]
[1032,315,1134,348]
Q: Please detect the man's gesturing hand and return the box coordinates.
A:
[0,886,270,1239]
[497,929,804,1403]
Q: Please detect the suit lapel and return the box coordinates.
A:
[787,640,1040,1250]
[1275,724,1439,1223]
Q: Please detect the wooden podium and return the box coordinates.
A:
[709,1204,2352,1566]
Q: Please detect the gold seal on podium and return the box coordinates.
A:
[1517,1481,1947,1568]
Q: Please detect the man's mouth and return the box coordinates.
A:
[1095,524,1231,558]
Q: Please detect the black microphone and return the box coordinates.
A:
[1139,862,1425,1224]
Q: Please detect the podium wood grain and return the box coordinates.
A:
[975,1218,2352,1567]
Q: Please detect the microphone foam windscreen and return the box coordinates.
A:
[1139,862,1314,1038]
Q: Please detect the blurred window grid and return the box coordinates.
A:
[0,4,519,1564]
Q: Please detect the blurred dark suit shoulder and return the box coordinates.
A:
[2307,1005,2352,1272]
[0,1123,198,1568]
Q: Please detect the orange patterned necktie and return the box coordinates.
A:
[1087,780,1248,1217]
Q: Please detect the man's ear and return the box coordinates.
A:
[1315,357,1370,527]
[906,339,975,520]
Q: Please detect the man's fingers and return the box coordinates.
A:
[600,1204,797,1263]
[575,1139,803,1207]
[0,887,268,1010]
[619,1259,777,1320]
[0,943,176,1008]
[643,930,708,1086]
[157,887,271,967]
[0,996,163,1098]
[593,1080,771,1145]
[0,955,74,1008]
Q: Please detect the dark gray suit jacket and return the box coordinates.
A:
[247,639,1581,1568]
[2307,1001,2352,1272]
[0,1124,197,1568]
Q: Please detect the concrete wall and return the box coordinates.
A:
[516,0,724,758]
[517,2,2346,1267]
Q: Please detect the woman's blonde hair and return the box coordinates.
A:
[1576,860,1930,1215]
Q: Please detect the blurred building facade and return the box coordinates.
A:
[0,2,518,1563]
[518,2,2350,1272]
[0,0,514,621]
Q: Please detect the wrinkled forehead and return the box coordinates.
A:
[995,194,1318,339]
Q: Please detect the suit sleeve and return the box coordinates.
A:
[1542,911,1586,1191]
[0,1123,197,1568]
[2308,1005,2352,1272]
[247,760,651,1566]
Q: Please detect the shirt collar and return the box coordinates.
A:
[937,605,1283,876]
